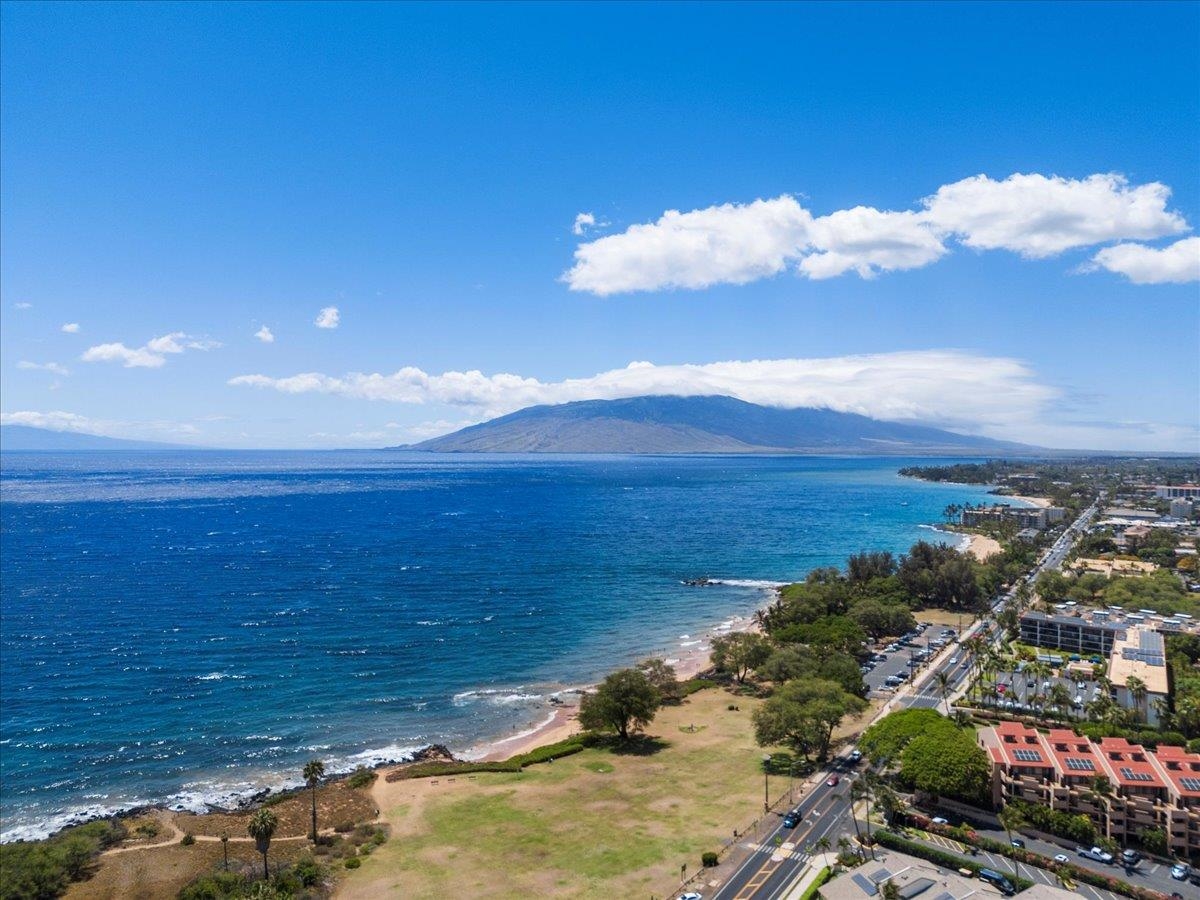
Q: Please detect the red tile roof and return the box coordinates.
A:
[1098,737,1165,789]
[1152,744,1200,799]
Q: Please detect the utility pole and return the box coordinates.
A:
[763,754,771,812]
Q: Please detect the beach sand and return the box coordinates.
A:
[964,532,1003,561]
[1010,494,1051,508]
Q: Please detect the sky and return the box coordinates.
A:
[2,1,1198,451]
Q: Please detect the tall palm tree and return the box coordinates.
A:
[851,778,875,858]
[935,671,952,714]
[816,835,832,856]
[247,808,279,881]
[1125,675,1147,724]
[1152,695,1173,729]
[997,804,1026,884]
[1049,683,1072,720]
[842,791,864,847]
[837,835,853,858]
[1089,775,1115,846]
[303,759,325,841]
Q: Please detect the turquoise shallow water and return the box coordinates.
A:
[0,451,999,840]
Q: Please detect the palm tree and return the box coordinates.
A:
[997,804,1026,884]
[816,836,832,856]
[247,808,279,881]
[1152,695,1173,729]
[1089,775,1115,845]
[1049,683,1072,720]
[851,778,875,858]
[935,671,952,714]
[837,835,853,859]
[303,759,325,841]
[1125,675,1147,724]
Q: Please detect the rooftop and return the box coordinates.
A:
[818,849,1005,900]
[1098,737,1166,790]
[1107,626,1170,695]
[1152,744,1200,799]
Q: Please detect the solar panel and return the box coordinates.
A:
[1013,749,1042,762]
[1065,757,1095,771]
[869,869,892,881]
[1179,777,1200,792]
[852,873,879,896]
[1120,767,1154,782]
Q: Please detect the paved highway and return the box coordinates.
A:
[711,500,1102,900]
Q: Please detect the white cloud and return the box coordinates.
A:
[61,323,81,334]
[315,306,340,329]
[572,212,596,235]
[1088,236,1200,285]
[563,196,813,295]
[13,302,32,309]
[230,350,1057,433]
[800,207,946,279]
[81,331,220,368]
[17,361,70,377]
[255,325,276,343]
[922,173,1187,258]
[564,172,1192,293]
[0,409,201,439]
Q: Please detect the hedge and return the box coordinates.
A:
[797,866,831,900]
[387,737,586,780]
[905,815,1172,900]
[872,830,1033,891]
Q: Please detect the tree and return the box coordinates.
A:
[637,657,681,702]
[998,804,1026,883]
[578,668,660,740]
[303,759,325,842]
[1088,775,1115,845]
[246,808,278,881]
[710,632,772,683]
[850,600,916,641]
[752,678,867,763]
[851,777,875,858]
[859,708,953,764]
[1125,675,1147,723]
[848,551,897,583]
[900,730,989,804]
[1035,570,1070,603]
[935,671,952,714]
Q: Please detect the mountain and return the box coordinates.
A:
[0,425,198,452]
[397,396,1038,455]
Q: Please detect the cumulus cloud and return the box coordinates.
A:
[17,361,70,377]
[81,332,220,368]
[1088,236,1200,284]
[230,350,1058,434]
[572,212,610,236]
[315,306,340,329]
[564,172,1191,293]
[255,325,275,343]
[564,196,813,295]
[61,323,80,334]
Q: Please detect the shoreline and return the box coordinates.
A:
[3,587,777,844]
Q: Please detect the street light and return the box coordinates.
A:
[763,753,771,812]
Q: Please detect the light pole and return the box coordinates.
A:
[221,833,228,870]
[763,754,771,813]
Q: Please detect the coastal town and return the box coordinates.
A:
[7,460,1200,900]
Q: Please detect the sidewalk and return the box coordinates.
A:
[781,851,839,900]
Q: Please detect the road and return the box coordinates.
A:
[711,500,1102,900]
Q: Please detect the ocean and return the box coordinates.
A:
[0,451,1000,841]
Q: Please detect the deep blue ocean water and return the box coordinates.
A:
[0,451,1000,840]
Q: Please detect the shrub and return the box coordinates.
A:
[798,866,832,900]
[0,818,129,900]
[135,821,161,839]
[389,736,585,780]
[334,821,355,834]
[344,856,361,869]
[680,678,717,697]
[346,767,376,789]
[180,832,195,846]
[701,851,719,867]
[293,854,322,887]
[359,843,373,856]
[370,830,387,846]
[177,870,251,900]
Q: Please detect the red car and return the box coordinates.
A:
[827,775,840,786]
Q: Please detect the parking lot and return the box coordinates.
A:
[970,660,1110,720]
[861,622,966,695]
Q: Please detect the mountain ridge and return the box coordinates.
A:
[394,395,1038,455]
[0,425,199,452]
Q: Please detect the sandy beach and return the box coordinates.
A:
[963,532,1003,561]
[1010,494,1052,508]
[467,608,762,763]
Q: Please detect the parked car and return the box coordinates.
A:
[931,816,949,825]
[1010,838,1025,848]
[678,893,703,900]
[1170,862,1191,880]
[1078,846,1114,863]
[1053,854,1069,864]
[847,749,862,763]
[1121,849,1141,865]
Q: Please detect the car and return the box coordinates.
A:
[1078,846,1114,863]
[678,894,703,900]
[1053,854,1069,864]
[1121,849,1141,865]
[931,816,949,825]
[1073,695,1084,707]
[1010,838,1025,848]
[827,775,840,786]
[783,810,802,828]
[848,749,862,763]
[948,656,959,664]
[1171,862,1191,880]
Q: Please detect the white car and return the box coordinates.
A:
[931,816,949,825]
[678,893,704,900]
[949,656,959,664]
[1053,854,1069,864]
[1171,862,1191,880]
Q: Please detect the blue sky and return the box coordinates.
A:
[2,1,1198,450]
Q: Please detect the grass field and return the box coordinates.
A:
[337,685,855,900]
